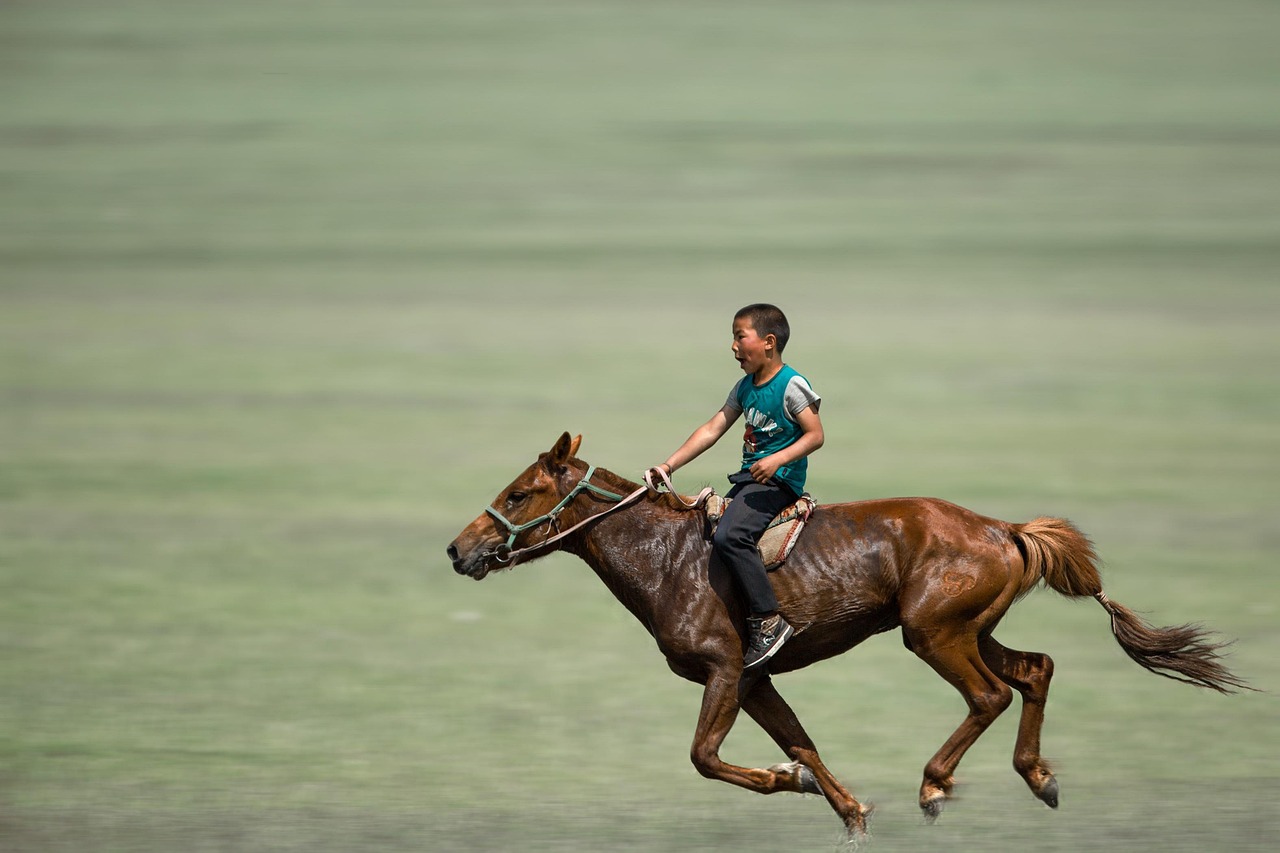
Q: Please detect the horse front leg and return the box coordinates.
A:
[688,671,811,800]
[741,675,872,836]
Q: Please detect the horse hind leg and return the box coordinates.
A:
[979,635,1060,808]
[741,675,872,836]
[905,627,1014,820]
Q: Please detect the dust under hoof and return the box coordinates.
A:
[841,803,874,839]
[920,794,947,823]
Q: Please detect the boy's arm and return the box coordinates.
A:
[748,404,824,484]
[658,404,739,474]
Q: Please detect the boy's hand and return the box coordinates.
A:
[644,465,674,493]
[749,456,781,484]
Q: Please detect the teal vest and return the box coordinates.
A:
[732,364,817,496]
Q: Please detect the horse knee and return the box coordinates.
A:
[690,744,722,779]
[971,683,1014,722]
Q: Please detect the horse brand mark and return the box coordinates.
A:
[941,571,976,597]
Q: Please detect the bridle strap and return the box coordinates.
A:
[485,465,640,564]
[497,484,649,564]
[485,466,715,565]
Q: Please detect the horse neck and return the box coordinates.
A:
[565,465,706,622]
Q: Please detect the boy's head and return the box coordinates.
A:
[734,304,790,354]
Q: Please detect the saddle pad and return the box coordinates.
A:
[703,492,818,570]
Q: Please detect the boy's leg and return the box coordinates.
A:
[712,480,794,615]
[712,481,798,669]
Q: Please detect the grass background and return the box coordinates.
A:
[2,1,1278,851]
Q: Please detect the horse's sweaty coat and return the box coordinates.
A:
[447,433,1249,838]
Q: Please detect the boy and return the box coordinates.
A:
[651,304,823,670]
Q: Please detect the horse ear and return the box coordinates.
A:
[548,432,579,468]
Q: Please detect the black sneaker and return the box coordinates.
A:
[743,614,794,670]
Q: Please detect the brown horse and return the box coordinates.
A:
[446,433,1248,835]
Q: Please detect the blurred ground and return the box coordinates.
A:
[2,2,1278,851]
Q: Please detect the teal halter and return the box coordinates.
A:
[485,465,626,560]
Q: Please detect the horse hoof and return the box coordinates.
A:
[1037,776,1060,809]
[798,765,822,795]
[920,794,946,823]
[768,761,823,795]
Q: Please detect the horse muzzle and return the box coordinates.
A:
[446,540,498,580]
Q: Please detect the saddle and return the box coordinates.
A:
[703,492,818,570]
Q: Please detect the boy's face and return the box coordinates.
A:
[731,316,775,377]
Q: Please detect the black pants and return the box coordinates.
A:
[711,472,797,617]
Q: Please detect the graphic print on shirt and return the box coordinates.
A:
[742,407,781,454]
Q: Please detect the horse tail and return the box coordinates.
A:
[1012,516,1250,694]
[1012,516,1102,598]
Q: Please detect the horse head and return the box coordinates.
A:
[447,432,586,579]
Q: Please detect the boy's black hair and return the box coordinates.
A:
[735,303,791,353]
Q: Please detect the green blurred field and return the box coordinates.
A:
[3,2,1278,851]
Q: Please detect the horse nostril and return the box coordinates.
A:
[446,543,459,563]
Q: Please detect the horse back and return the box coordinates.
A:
[764,497,1023,672]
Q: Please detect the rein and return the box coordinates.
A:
[483,466,714,565]
[643,466,716,509]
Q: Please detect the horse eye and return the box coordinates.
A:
[507,491,527,505]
